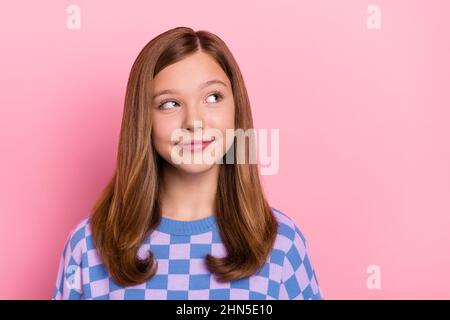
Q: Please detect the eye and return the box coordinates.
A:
[158,100,180,110]
[157,91,224,110]
[205,91,224,104]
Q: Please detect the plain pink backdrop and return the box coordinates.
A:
[0,0,449,299]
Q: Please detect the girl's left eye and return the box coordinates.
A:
[205,91,224,103]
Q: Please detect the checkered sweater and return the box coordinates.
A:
[52,208,323,300]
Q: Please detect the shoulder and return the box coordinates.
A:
[61,216,93,261]
[53,217,92,300]
[271,206,308,252]
[271,207,323,299]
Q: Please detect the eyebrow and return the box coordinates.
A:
[152,79,228,100]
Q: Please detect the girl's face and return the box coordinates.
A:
[150,51,235,174]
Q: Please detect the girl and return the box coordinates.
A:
[52,26,323,300]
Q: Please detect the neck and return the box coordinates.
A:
[159,162,219,221]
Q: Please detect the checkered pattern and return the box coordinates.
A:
[52,208,323,300]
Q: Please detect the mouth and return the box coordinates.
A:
[176,138,215,151]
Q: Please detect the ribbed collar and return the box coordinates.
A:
[156,214,218,235]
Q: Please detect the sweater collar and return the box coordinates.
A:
[156,214,218,235]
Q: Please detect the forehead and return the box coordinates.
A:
[152,51,230,92]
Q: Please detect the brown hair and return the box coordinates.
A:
[90,26,278,286]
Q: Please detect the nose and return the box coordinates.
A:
[182,105,204,133]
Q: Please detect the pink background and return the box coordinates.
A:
[1,0,449,299]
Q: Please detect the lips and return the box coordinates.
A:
[177,138,215,151]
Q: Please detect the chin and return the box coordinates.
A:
[173,162,218,174]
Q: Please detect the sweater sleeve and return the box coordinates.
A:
[279,224,324,300]
[52,224,85,300]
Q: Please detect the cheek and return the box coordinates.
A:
[207,103,235,131]
[205,106,235,152]
[151,119,179,151]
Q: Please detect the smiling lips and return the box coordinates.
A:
[177,139,215,151]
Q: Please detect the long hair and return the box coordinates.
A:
[91,26,278,286]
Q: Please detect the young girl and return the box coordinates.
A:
[52,26,323,300]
